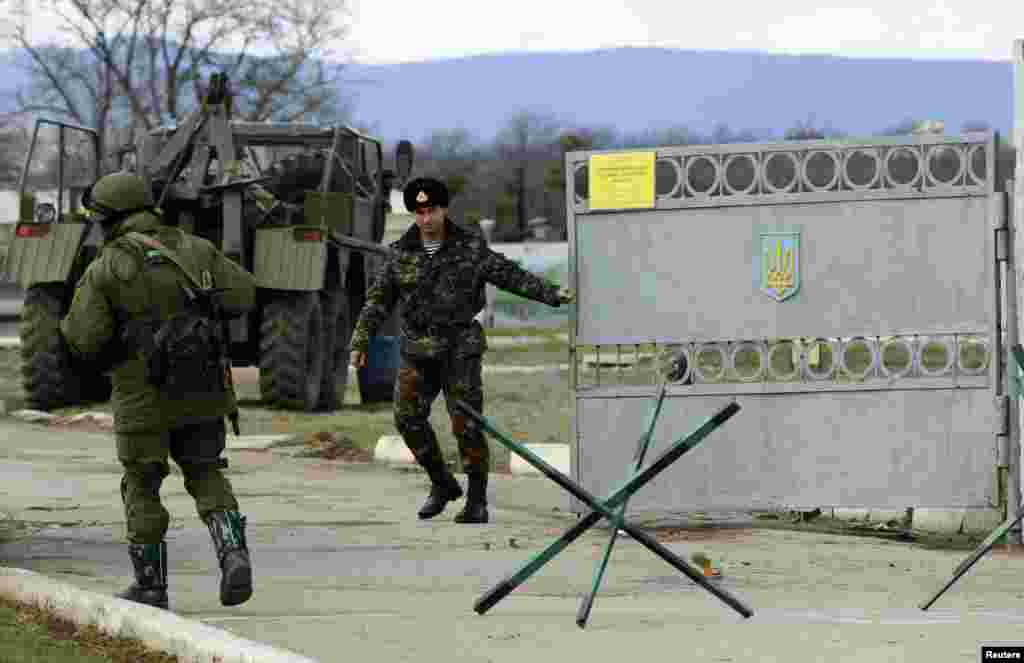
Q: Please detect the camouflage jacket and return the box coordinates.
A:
[59,212,256,433]
[350,218,562,359]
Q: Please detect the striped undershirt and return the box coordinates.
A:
[422,239,442,256]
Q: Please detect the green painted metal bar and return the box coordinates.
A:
[920,507,1024,610]
[455,398,752,619]
[576,380,669,629]
[919,344,1024,610]
[473,433,704,616]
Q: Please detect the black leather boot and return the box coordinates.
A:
[204,510,253,607]
[418,461,463,519]
[454,473,489,524]
[116,542,169,609]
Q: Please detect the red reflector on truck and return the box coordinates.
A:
[293,228,322,242]
[15,224,50,238]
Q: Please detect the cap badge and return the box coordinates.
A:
[416,190,428,203]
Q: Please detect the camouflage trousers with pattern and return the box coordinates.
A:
[393,352,489,475]
[117,418,239,543]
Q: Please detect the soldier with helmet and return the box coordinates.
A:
[350,177,573,524]
[58,171,258,610]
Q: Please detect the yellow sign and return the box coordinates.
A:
[588,152,656,210]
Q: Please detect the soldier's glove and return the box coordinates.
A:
[556,287,575,305]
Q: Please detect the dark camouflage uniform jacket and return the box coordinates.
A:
[350,218,562,359]
[59,212,256,433]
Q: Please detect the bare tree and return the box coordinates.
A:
[2,0,352,158]
[495,110,560,239]
[0,122,29,185]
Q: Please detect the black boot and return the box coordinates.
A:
[454,473,489,524]
[116,542,169,609]
[418,461,463,519]
[204,510,253,607]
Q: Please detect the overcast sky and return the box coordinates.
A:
[11,0,1024,64]
[344,0,1022,64]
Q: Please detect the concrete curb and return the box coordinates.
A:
[815,506,1004,536]
[373,435,571,476]
[508,443,570,476]
[0,567,319,663]
[373,435,416,464]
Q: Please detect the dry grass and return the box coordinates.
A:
[0,596,178,663]
[0,340,573,472]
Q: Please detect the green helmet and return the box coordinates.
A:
[82,171,148,219]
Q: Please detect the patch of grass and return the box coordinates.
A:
[484,326,568,338]
[0,596,178,663]
[748,513,994,551]
[0,347,26,410]
[0,512,26,543]
[484,343,570,366]
[0,337,574,471]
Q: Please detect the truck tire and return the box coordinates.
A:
[315,289,352,411]
[259,292,326,411]
[19,284,102,410]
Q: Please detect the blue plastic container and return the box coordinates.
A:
[358,335,400,404]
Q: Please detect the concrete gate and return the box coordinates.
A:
[566,132,1007,517]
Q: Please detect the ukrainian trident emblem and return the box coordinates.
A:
[759,231,800,302]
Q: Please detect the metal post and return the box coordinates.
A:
[1012,38,1024,544]
[576,380,669,628]
[56,127,65,220]
[455,398,750,619]
[1006,179,1022,544]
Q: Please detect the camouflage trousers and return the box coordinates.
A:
[116,417,239,543]
[393,352,489,475]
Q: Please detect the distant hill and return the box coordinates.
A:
[342,48,1014,144]
[0,47,1015,144]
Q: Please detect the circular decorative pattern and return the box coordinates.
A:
[659,344,692,383]
[967,144,987,186]
[730,341,767,382]
[685,155,721,196]
[693,343,727,382]
[917,336,955,377]
[802,151,840,191]
[884,146,922,189]
[879,337,915,379]
[656,157,684,200]
[802,338,838,380]
[762,152,800,193]
[957,336,990,376]
[925,145,965,187]
[843,149,881,190]
[767,340,800,381]
[723,154,758,195]
[840,337,878,380]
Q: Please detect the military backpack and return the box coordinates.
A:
[120,232,229,399]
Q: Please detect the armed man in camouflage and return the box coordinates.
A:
[59,172,257,610]
[350,177,573,524]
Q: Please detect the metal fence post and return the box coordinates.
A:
[1012,39,1024,544]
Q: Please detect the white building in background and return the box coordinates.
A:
[0,189,61,224]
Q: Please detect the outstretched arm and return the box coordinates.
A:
[480,248,572,307]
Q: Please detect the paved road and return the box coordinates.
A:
[3,417,1024,661]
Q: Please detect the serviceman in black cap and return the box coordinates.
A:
[349,177,573,523]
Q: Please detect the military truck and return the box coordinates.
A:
[1,73,412,413]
